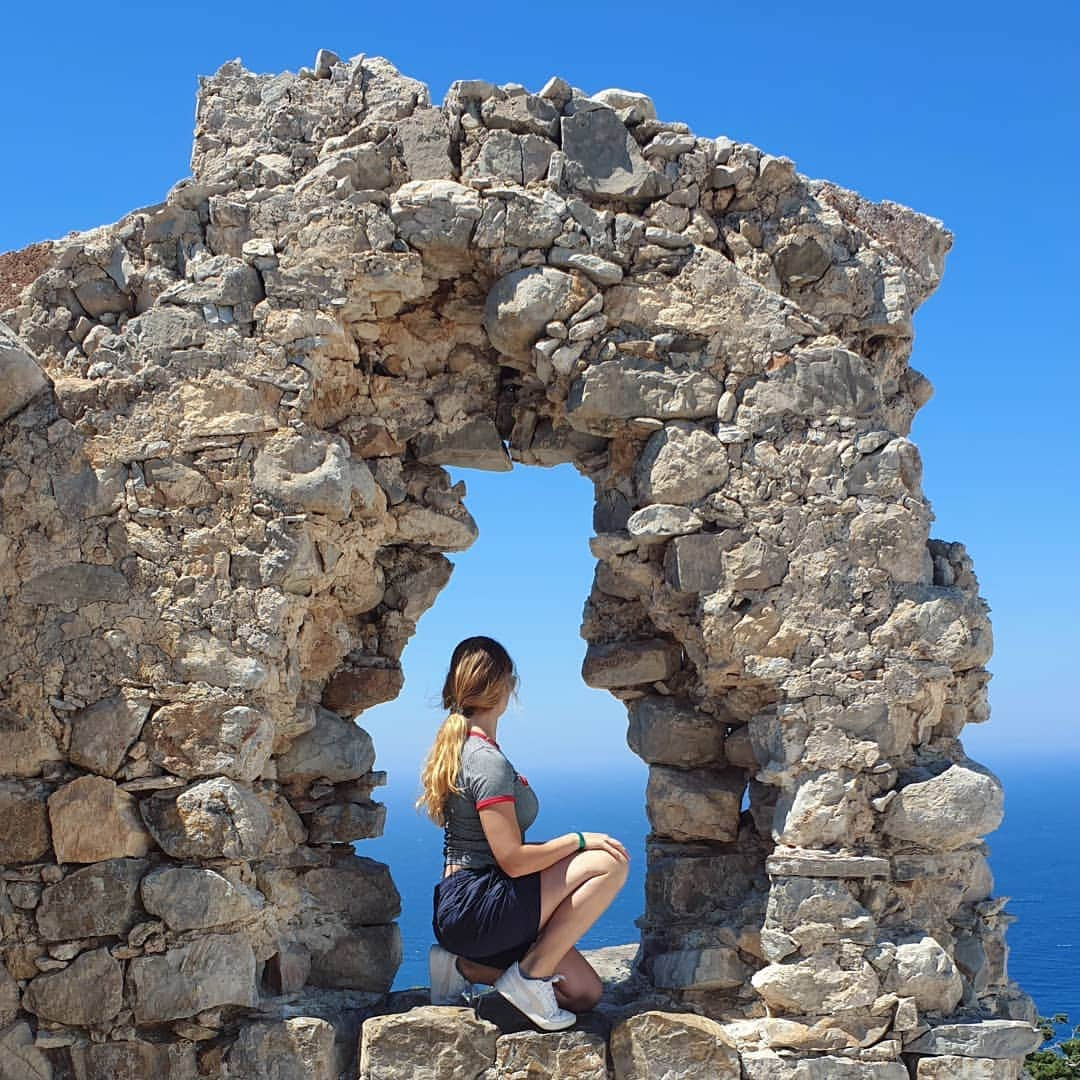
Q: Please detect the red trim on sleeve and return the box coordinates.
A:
[476,795,515,809]
[518,774,529,786]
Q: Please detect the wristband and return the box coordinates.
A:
[575,831,585,852]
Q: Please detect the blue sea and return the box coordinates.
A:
[358,755,1080,1034]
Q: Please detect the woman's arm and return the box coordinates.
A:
[478,801,580,878]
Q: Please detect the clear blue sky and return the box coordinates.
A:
[3,1,1076,779]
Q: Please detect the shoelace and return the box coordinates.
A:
[530,971,567,1017]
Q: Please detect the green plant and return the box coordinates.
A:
[1027,1014,1080,1079]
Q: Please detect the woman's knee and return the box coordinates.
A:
[591,849,630,883]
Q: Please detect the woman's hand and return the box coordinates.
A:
[580,831,630,862]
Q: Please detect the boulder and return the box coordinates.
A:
[883,762,1004,849]
[24,948,123,1026]
[47,775,154,863]
[0,323,48,422]
[359,1005,497,1079]
[610,1010,740,1079]
[483,267,594,360]
[36,857,149,940]
[646,765,745,842]
[627,696,725,766]
[141,866,264,930]
[226,1018,336,1080]
[142,700,273,780]
[128,934,258,1023]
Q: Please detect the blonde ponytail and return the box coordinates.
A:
[415,709,469,826]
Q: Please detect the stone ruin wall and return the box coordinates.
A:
[0,48,1041,1079]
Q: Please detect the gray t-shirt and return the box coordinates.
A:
[442,734,539,870]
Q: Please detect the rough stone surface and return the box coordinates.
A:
[0,47,1030,1078]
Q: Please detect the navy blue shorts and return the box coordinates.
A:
[432,863,542,969]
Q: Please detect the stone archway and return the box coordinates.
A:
[0,49,1040,1078]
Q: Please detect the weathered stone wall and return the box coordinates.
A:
[0,47,1039,1077]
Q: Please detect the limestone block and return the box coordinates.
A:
[626,503,702,541]
[36,857,149,940]
[0,706,61,778]
[301,859,402,926]
[0,782,50,863]
[176,373,279,438]
[773,772,874,849]
[646,764,745,842]
[481,92,560,139]
[883,762,1004,849]
[253,428,377,520]
[912,1055,1021,1078]
[0,323,47,420]
[568,360,723,434]
[413,415,512,471]
[50,462,126,519]
[309,923,401,992]
[24,947,123,1026]
[765,876,873,949]
[143,458,217,507]
[582,639,681,688]
[69,1038,198,1080]
[884,936,963,1014]
[495,1028,609,1079]
[128,934,258,1023]
[389,179,483,251]
[904,1019,1042,1058]
[483,266,595,359]
[646,845,766,922]
[627,696,725,766]
[140,778,302,860]
[391,503,479,550]
[68,694,150,777]
[0,1020,54,1080]
[869,589,993,671]
[47,775,154,863]
[143,699,273,780]
[723,534,789,591]
[650,945,748,991]
[141,866,265,930]
[276,707,375,785]
[306,800,386,842]
[359,1005,497,1079]
[751,954,881,1014]
[742,1052,908,1078]
[226,1018,336,1080]
[561,105,673,201]
[395,108,453,181]
[634,422,729,504]
[849,504,931,583]
[591,87,657,119]
[765,848,890,879]
[610,1010,740,1079]
[322,663,404,715]
[665,532,741,593]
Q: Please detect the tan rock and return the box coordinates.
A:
[610,1010,740,1079]
[47,776,154,863]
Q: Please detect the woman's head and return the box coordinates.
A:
[415,636,519,825]
[441,635,518,718]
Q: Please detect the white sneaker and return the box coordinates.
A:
[492,960,576,1031]
[429,943,471,1005]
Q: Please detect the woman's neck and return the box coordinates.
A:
[466,713,498,743]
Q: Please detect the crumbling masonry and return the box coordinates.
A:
[0,49,1040,1079]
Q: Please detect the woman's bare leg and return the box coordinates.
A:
[518,850,628,978]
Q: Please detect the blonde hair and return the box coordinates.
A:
[415,636,518,826]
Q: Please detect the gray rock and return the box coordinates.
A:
[0,1020,55,1080]
[774,237,832,286]
[646,764,745,842]
[665,532,741,593]
[413,416,511,471]
[650,946,748,991]
[51,462,127,519]
[495,1027,609,1078]
[764,848,890,879]
[723,535,789,590]
[484,266,595,360]
[0,706,62,778]
[626,504,702,541]
[481,93,560,139]
[128,934,258,1023]
[635,422,729,503]
[389,179,483,250]
[885,935,963,1014]
[141,866,264,930]
[883,762,1004,850]
[0,324,49,422]
[582,639,681,688]
[306,800,386,842]
[547,248,625,284]
[36,857,148,940]
[590,88,657,120]
[905,1020,1042,1059]
[912,1056,1021,1078]
[308,922,401,992]
[24,947,123,1026]
[742,1052,907,1078]
[226,1018,336,1080]
[628,696,725,766]
[68,694,150,776]
[567,359,723,433]
[277,707,375,785]
[143,700,273,781]
[359,1005,497,1079]
[561,106,672,202]
[395,108,453,180]
[610,1010,740,1079]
